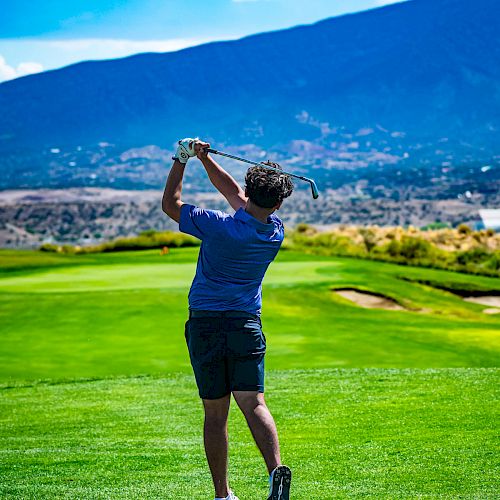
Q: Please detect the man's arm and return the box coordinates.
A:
[197,149,248,211]
[161,159,186,223]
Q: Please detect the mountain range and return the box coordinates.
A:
[0,0,499,192]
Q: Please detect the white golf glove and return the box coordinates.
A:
[173,137,199,164]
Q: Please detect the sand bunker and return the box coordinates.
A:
[464,296,500,307]
[464,296,500,314]
[482,308,500,315]
[334,288,405,311]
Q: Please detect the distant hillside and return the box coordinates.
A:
[0,0,499,200]
[1,0,500,149]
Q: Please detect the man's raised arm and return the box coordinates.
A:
[161,158,186,223]
[162,138,207,222]
[162,138,248,222]
[197,147,248,211]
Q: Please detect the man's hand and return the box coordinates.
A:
[195,140,211,160]
[197,143,247,211]
[173,137,209,164]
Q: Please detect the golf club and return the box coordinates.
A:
[205,148,320,199]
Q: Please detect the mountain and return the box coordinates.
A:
[0,0,499,190]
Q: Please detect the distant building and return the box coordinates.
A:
[479,209,500,231]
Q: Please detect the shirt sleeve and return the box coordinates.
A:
[179,204,231,240]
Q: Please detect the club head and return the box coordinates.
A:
[207,147,319,199]
[309,180,319,199]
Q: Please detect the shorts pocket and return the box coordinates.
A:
[237,319,266,356]
[255,317,266,343]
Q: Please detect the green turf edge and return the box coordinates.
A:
[0,368,498,499]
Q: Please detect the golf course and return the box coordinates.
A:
[1,247,499,498]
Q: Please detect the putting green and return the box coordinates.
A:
[1,249,499,382]
[0,260,341,293]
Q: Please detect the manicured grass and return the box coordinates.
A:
[1,249,499,383]
[1,247,499,498]
[0,369,498,499]
[0,247,199,275]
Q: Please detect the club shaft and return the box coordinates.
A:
[205,148,319,199]
[206,148,308,182]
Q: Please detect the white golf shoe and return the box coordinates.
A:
[214,491,239,500]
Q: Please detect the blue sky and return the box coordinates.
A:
[0,0,405,82]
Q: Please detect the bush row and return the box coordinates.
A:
[289,225,500,277]
[39,225,499,277]
[39,230,200,254]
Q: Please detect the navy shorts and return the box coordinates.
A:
[184,310,266,400]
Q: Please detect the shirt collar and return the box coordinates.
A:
[235,207,276,230]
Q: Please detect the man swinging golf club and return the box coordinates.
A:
[162,137,293,500]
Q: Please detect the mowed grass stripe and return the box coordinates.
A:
[1,250,499,382]
[0,369,498,499]
[0,261,342,293]
[1,284,499,384]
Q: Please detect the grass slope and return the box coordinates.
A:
[1,369,498,499]
[1,248,499,498]
[1,249,499,383]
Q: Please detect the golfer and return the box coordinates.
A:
[162,138,293,500]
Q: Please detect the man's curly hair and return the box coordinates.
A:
[245,162,294,209]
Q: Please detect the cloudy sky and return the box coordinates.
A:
[0,0,406,82]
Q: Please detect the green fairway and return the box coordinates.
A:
[1,248,499,498]
[1,369,498,499]
[0,260,343,293]
[1,249,499,383]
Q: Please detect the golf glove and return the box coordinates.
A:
[173,137,199,164]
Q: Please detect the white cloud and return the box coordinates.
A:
[373,0,406,5]
[0,36,233,76]
[17,61,44,75]
[0,55,43,82]
[0,56,16,81]
[0,36,232,74]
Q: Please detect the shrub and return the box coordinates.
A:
[399,236,434,260]
[40,243,60,253]
[385,239,401,258]
[456,247,492,266]
[38,231,200,254]
[359,228,377,253]
[457,223,472,235]
[484,251,500,271]
[294,223,318,237]
[288,225,500,277]
[295,223,311,234]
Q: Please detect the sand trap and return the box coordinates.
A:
[464,296,500,307]
[482,308,500,315]
[334,288,405,311]
[464,296,500,314]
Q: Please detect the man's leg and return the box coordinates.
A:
[203,394,231,498]
[232,391,281,474]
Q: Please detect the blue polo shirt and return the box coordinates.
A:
[179,203,284,314]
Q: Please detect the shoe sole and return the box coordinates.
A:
[267,465,292,500]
